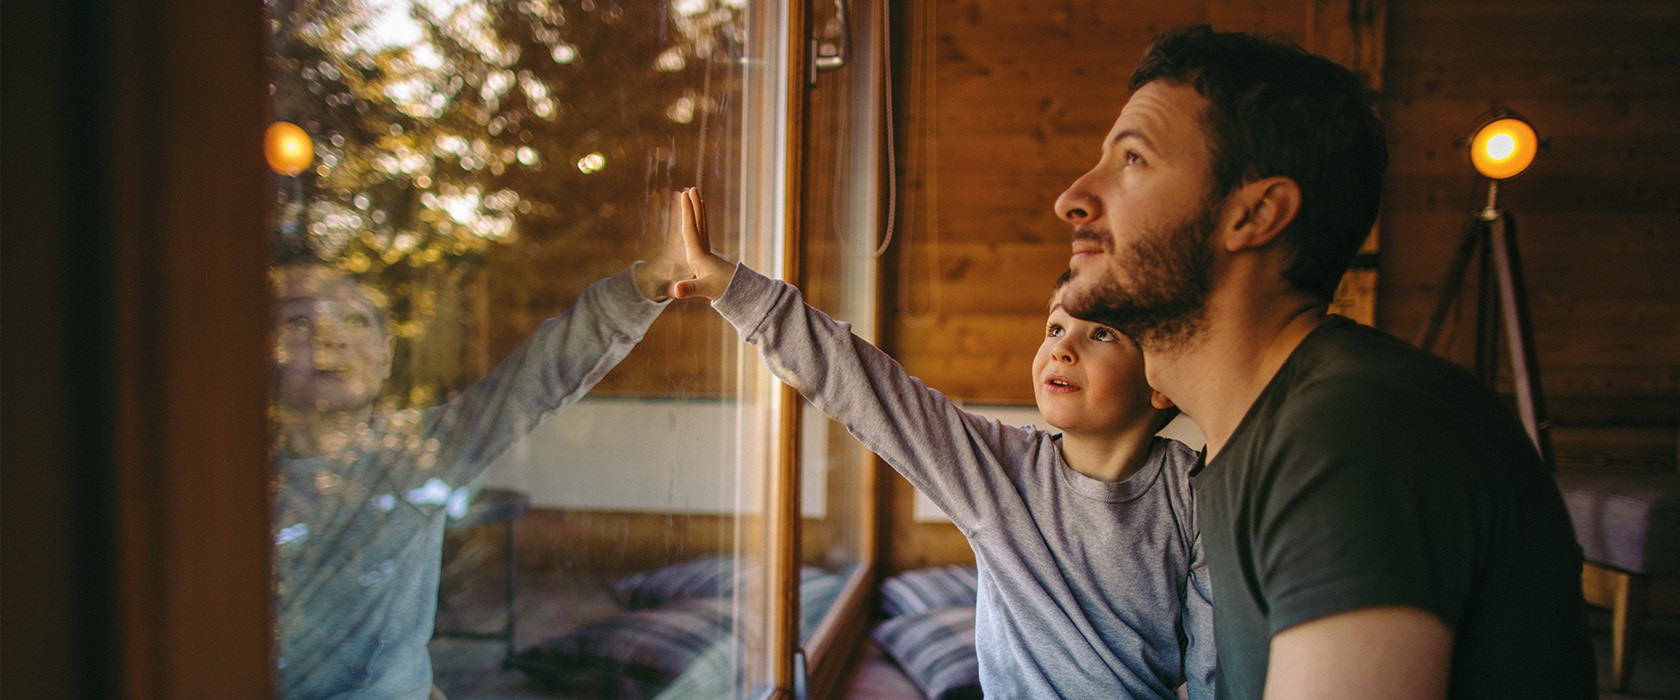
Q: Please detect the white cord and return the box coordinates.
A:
[898,0,942,327]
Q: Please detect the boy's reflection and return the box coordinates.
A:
[274,268,395,453]
[271,196,691,699]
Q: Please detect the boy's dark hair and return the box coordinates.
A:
[1130,25,1388,301]
[1049,268,1076,309]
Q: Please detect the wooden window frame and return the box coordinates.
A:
[30,0,882,697]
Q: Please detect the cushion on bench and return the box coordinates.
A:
[1555,471,1680,577]
[878,565,979,618]
[871,606,981,700]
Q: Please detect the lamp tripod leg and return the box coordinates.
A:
[1487,210,1555,468]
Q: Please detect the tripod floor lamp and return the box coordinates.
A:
[1419,111,1554,468]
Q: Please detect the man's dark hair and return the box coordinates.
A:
[1130,25,1388,301]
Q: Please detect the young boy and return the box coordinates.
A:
[668,188,1215,698]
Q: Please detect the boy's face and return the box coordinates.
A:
[1032,287,1162,436]
[273,267,394,414]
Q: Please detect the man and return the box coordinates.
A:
[271,194,693,699]
[1055,26,1596,699]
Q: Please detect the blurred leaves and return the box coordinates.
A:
[267,0,744,278]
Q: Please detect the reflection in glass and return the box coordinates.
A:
[265,0,785,697]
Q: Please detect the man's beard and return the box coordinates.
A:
[1063,203,1219,353]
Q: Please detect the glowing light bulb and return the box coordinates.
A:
[1469,117,1539,180]
[1485,133,1516,161]
[265,121,315,176]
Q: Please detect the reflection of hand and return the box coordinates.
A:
[634,188,701,301]
[670,187,734,300]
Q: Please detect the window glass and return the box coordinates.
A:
[798,0,882,646]
[264,1,783,697]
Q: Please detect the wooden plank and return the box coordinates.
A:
[1382,174,1680,214]
[513,509,736,578]
[1551,424,1677,472]
[1383,50,1680,101]
[1392,0,1678,22]
[1310,0,1387,89]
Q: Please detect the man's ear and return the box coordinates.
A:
[1222,176,1301,252]
[1151,390,1175,411]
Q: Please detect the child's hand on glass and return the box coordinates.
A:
[669,187,733,301]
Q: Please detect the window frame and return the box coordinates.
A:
[91,0,883,697]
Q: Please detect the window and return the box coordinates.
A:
[263,0,877,697]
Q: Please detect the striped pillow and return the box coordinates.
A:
[507,597,733,698]
[612,555,746,610]
[878,565,979,618]
[871,606,981,700]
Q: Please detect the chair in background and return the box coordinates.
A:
[1555,471,1680,692]
[435,488,532,662]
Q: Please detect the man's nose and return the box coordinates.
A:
[1055,173,1098,224]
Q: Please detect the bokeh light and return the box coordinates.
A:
[265,121,315,176]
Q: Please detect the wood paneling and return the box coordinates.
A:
[505,509,849,579]
[881,0,1679,572]
[1377,0,1680,466]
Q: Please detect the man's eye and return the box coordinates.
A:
[284,316,311,331]
[344,313,371,328]
[1124,150,1145,166]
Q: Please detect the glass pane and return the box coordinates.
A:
[263,1,785,697]
[799,0,882,644]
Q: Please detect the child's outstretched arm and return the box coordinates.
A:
[423,189,690,481]
[669,188,1040,531]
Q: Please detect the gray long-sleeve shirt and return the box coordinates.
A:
[714,264,1215,699]
[275,265,668,699]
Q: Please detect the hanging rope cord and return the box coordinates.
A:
[827,0,898,259]
[800,0,943,324]
[896,0,941,326]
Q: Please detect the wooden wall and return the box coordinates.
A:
[881,0,1680,572]
[1379,0,1680,472]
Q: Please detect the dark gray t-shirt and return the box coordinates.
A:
[274,266,667,699]
[1193,316,1596,699]
[715,264,1216,699]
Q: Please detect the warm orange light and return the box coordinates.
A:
[265,121,315,176]
[1469,117,1538,180]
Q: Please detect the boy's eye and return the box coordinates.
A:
[1092,327,1118,342]
[1046,323,1064,338]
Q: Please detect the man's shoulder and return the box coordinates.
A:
[1277,320,1488,414]
[1243,319,1538,474]
[1298,318,1463,377]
